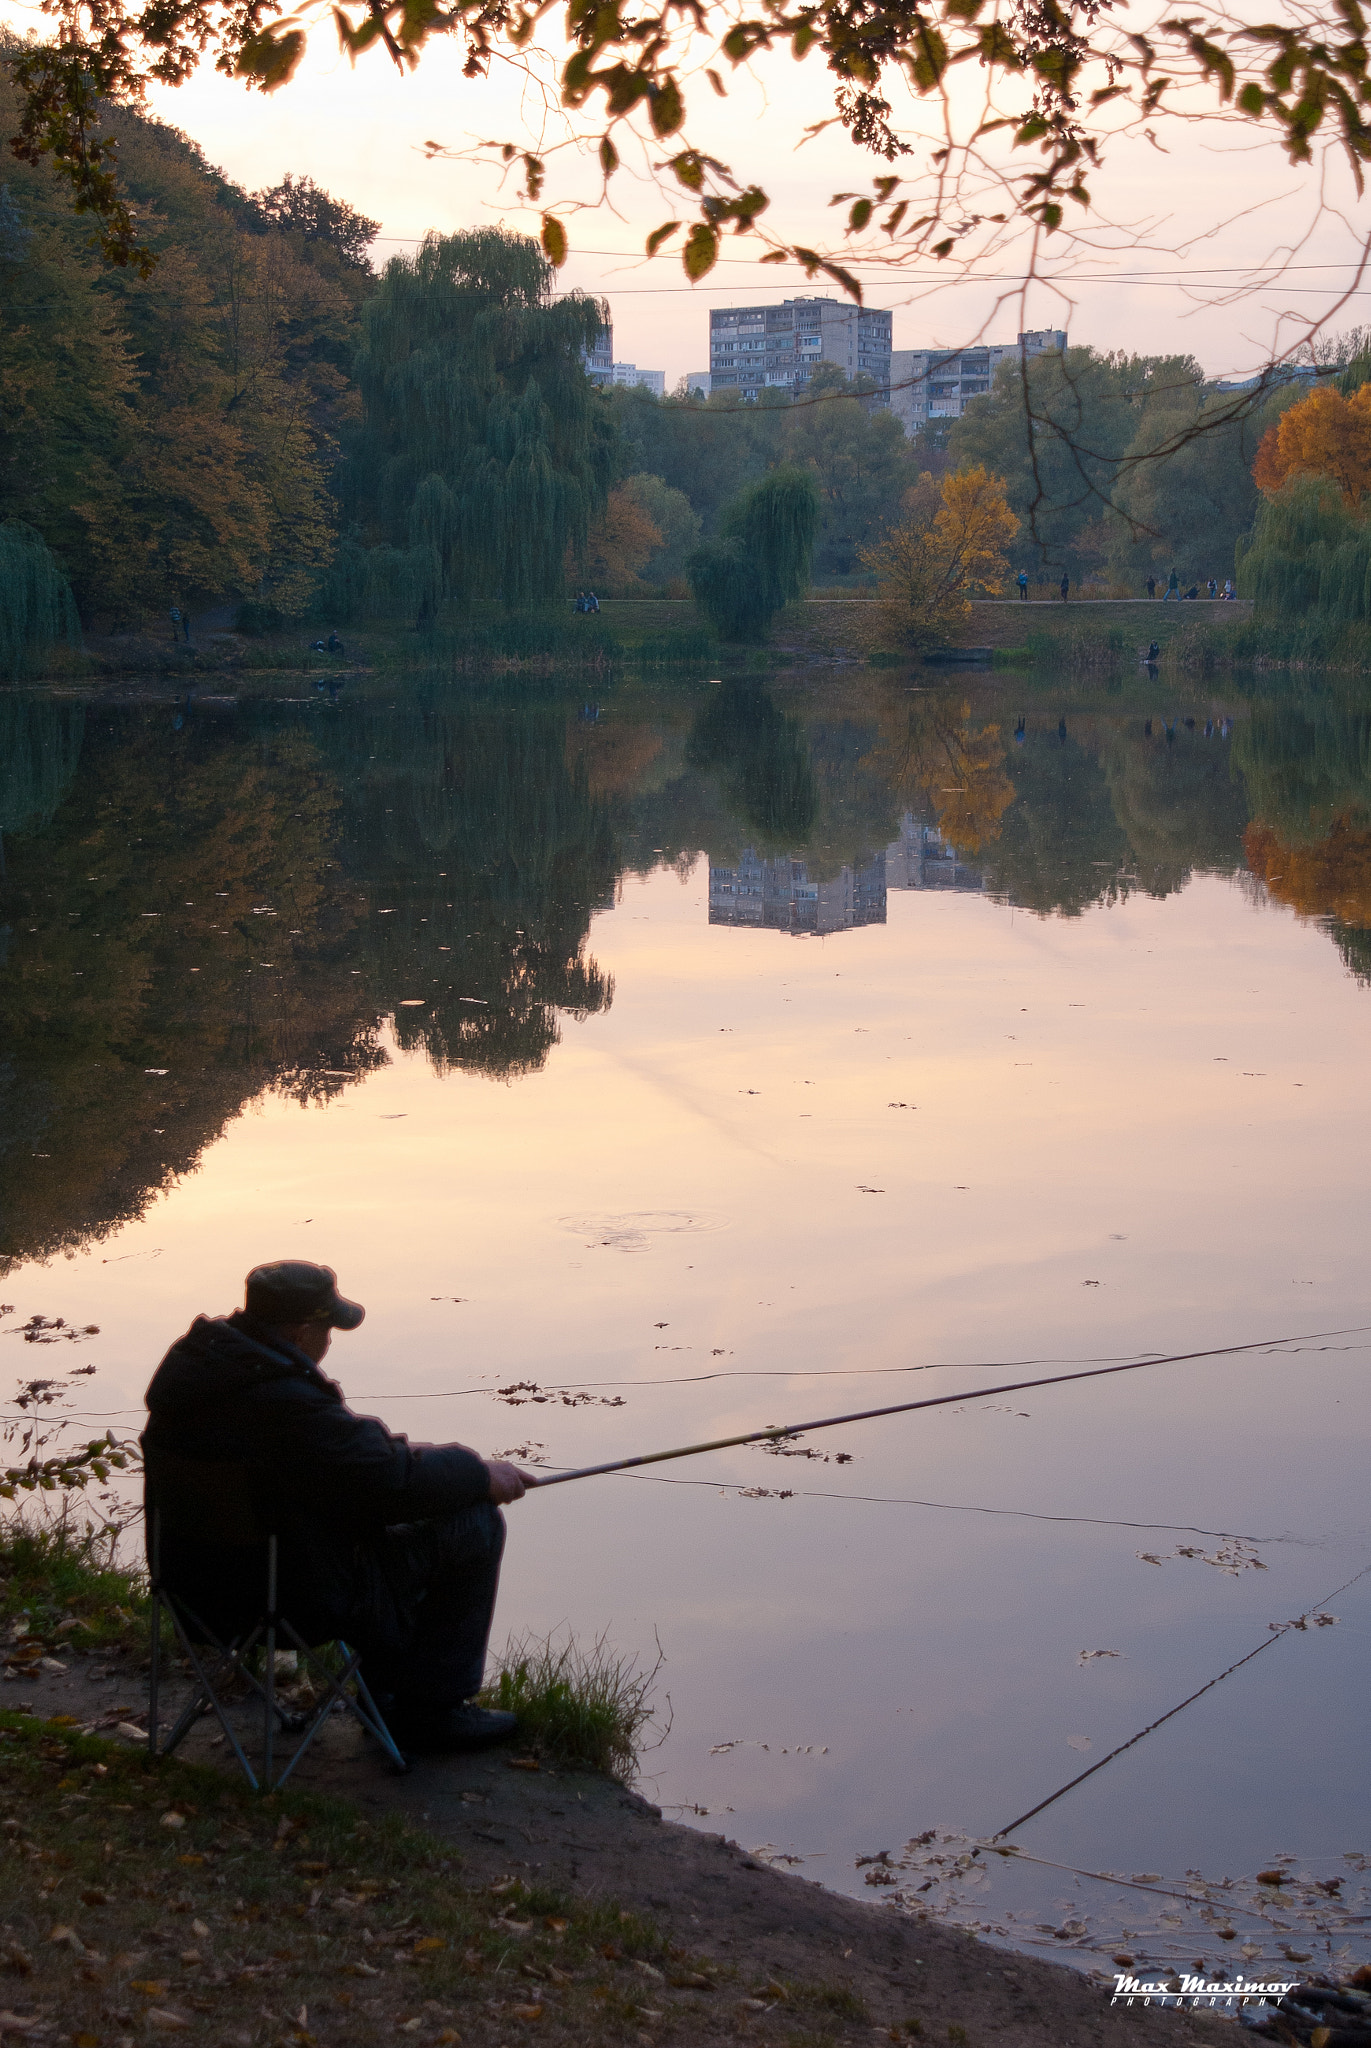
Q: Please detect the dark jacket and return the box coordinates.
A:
[142,1312,491,1643]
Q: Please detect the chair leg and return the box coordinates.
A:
[148,1587,162,1760]
[150,1589,271,1791]
[271,1626,410,1784]
[263,1536,278,1790]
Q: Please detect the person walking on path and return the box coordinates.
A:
[1146,575,1157,600]
[142,1260,534,1754]
[169,605,182,642]
[1017,570,1029,600]
[1059,572,1070,603]
[1163,567,1180,602]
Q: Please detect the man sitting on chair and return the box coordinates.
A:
[142,1261,532,1753]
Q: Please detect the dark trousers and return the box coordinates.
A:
[352,1502,506,1711]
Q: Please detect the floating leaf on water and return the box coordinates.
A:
[1078,1650,1121,1665]
[1066,1735,1092,1753]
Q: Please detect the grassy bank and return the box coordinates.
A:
[0,1710,784,2048]
[42,590,1368,686]
[0,1523,887,2046]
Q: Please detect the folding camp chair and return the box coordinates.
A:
[146,1499,408,1791]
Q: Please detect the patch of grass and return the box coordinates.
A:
[0,1710,696,2047]
[0,1514,148,1652]
[481,1628,663,1780]
[779,1979,870,2020]
[0,1711,900,2045]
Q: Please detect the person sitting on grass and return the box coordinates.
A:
[142,1260,534,1754]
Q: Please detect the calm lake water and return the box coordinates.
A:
[3,667,1370,1977]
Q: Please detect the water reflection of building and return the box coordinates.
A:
[709,850,887,933]
[884,814,984,892]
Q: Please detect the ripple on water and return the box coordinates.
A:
[560,1211,727,1253]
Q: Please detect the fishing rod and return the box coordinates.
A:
[527,1332,1318,1488]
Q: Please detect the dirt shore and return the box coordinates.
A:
[5,1651,1231,2047]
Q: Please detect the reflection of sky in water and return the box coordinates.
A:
[4,684,1371,1978]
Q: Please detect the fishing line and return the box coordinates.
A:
[590,1467,1281,1542]
[11,1322,1370,1425]
[989,1560,1371,1843]
[526,1333,1371,1490]
[355,1323,1371,1399]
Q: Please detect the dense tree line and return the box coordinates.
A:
[606,368,916,585]
[943,345,1299,590]
[0,58,374,637]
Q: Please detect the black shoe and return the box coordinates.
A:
[387,1704,520,1754]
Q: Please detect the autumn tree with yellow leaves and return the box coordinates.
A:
[861,467,1017,650]
[1253,385,1371,506]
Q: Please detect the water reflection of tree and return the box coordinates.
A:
[1230,701,1371,984]
[1231,703,1371,844]
[685,683,817,848]
[1097,726,1248,897]
[873,692,1014,856]
[0,691,616,1269]
[0,708,372,1268]
[0,696,85,861]
[318,695,616,1080]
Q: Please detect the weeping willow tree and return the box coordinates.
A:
[349,231,617,613]
[687,467,819,642]
[0,694,85,879]
[0,522,79,681]
[1238,475,1371,636]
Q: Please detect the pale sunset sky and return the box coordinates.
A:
[4,1,1370,382]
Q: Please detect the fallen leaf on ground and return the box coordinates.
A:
[145,2010,191,2031]
[159,1811,185,1830]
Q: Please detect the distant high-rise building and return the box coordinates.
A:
[709,849,887,934]
[685,370,712,396]
[884,815,983,893]
[888,330,1068,432]
[584,323,614,384]
[609,363,666,394]
[708,297,893,400]
[583,325,664,393]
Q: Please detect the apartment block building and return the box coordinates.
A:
[709,850,887,934]
[608,364,665,394]
[888,329,1068,432]
[585,323,615,383]
[582,325,665,394]
[708,297,893,399]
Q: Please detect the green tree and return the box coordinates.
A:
[1238,474,1371,635]
[350,230,616,612]
[0,522,80,680]
[951,350,1188,577]
[251,173,378,269]
[1107,384,1274,588]
[687,465,819,640]
[781,368,915,579]
[619,473,701,587]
